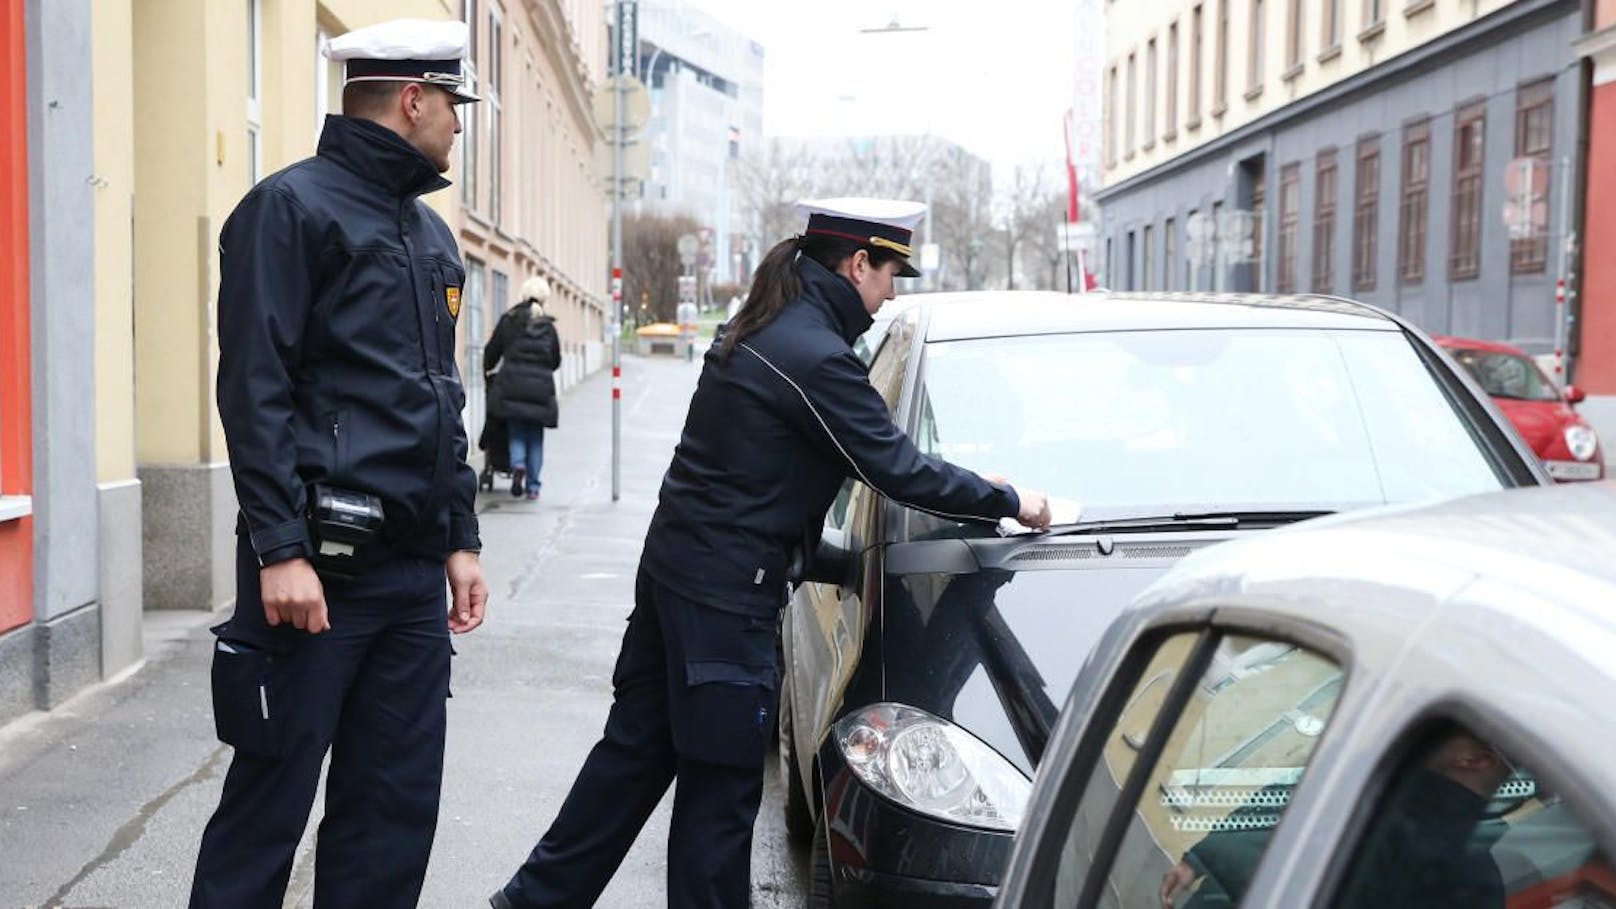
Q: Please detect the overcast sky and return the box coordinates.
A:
[681,0,1083,174]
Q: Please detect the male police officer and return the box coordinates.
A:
[191,19,488,909]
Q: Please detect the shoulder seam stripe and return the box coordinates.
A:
[737,342,1001,524]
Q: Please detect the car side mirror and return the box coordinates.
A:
[794,526,853,587]
[1566,384,1587,405]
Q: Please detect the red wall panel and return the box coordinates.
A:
[0,0,34,634]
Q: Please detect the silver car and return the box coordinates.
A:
[996,482,1616,909]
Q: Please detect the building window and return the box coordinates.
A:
[1353,135,1380,291]
[1247,0,1264,94]
[1512,78,1554,274]
[1398,118,1430,286]
[1250,160,1265,290]
[1143,224,1154,291]
[1363,0,1384,30]
[315,27,343,131]
[1285,0,1304,72]
[1125,52,1137,158]
[488,5,503,224]
[1320,0,1341,53]
[1449,101,1485,281]
[247,0,262,184]
[1313,148,1337,293]
[1166,22,1179,139]
[1277,163,1300,292]
[1106,64,1119,166]
[461,0,481,210]
[1144,38,1157,149]
[1184,209,1197,287]
[1164,217,1177,290]
[1214,0,1229,112]
[1189,4,1204,124]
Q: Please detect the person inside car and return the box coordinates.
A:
[1158,722,1509,909]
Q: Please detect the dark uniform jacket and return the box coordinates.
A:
[485,308,562,427]
[641,255,1020,617]
[217,115,480,567]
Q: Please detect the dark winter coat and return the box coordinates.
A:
[216,114,480,566]
[639,255,1020,617]
[485,306,562,427]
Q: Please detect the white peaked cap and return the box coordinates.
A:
[322,19,469,62]
[793,197,927,232]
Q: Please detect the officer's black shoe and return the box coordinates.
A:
[510,467,526,498]
[489,890,515,909]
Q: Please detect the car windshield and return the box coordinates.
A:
[1447,348,1561,402]
[912,328,1507,514]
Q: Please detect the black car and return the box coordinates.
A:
[777,291,1548,908]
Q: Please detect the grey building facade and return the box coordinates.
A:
[1097,0,1584,353]
[636,0,765,285]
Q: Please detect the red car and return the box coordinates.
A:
[1436,335,1604,481]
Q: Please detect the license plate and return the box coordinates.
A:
[1545,460,1603,481]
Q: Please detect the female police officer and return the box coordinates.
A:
[492,198,1052,909]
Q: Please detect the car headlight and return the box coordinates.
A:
[834,703,1031,831]
[1566,425,1599,461]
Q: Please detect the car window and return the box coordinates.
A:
[1328,720,1616,909]
[1047,632,1203,907]
[1050,633,1344,909]
[1448,348,1561,402]
[866,314,915,413]
[912,328,1506,516]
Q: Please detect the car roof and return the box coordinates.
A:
[1135,481,1616,663]
[1432,334,1531,356]
[894,291,1400,342]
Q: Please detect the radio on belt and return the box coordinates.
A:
[308,484,385,576]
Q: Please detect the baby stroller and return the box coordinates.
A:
[477,376,513,493]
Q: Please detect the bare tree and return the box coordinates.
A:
[624,213,701,325]
[996,163,1051,290]
[731,138,821,254]
[732,135,998,290]
[1022,190,1077,291]
[929,149,994,290]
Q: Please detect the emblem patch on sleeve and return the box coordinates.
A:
[446,286,462,319]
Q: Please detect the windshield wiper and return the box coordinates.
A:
[1033,509,1336,538]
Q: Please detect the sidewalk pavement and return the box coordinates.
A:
[0,352,807,909]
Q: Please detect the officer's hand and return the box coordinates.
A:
[1160,860,1198,908]
[1014,488,1053,530]
[446,551,488,634]
[260,558,330,634]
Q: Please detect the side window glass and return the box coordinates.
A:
[1056,634,1344,908]
[1329,720,1616,909]
[1047,632,1202,907]
[865,315,914,413]
[825,478,858,533]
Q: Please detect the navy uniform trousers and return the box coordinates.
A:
[500,567,779,909]
[190,537,451,909]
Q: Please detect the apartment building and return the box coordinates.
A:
[1098,0,1583,360]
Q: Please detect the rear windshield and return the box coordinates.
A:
[913,328,1507,512]
[1447,348,1561,402]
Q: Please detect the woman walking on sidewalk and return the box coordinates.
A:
[485,276,562,500]
[490,198,1051,909]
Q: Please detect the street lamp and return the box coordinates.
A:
[640,27,710,87]
[849,18,940,287]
